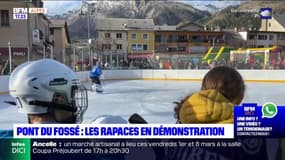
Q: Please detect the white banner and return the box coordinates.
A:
[14,124,234,139]
[32,29,40,43]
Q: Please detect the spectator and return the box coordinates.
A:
[187,62,192,69]
[164,66,279,160]
[165,60,171,69]
[175,66,245,124]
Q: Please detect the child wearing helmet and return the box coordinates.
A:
[8,59,88,124]
[89,62,103,93]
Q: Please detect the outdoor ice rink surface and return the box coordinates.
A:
[1,80,285,129]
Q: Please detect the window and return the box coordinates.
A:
[168,35,173,42]
[143,44,148,51]
[131,44,136,50]
[39,30,43,40]
[248,35,256,40]
[278,34,285,40]
[116,33,122,39]
[178,47,186,51]
[143,34,148,39]
[268,22,271,27]
[50,28,54,35]
[167,47,178,52]
[102,44,111,50]
[258,35,267,40]
[105,33,110,38]
[155,35,161,42]
[269,35,274,40]
[131,33,136,39]
[137,44,142,50]
[0,10,9,26]
[177,35,187,42]
[117,44,122,50]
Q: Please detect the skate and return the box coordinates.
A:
[96,84,103,93]
[91,84,97,91]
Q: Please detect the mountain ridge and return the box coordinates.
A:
[46,1,285,40]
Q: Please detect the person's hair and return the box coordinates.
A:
[173,94,192,123]
[201,66,245,104]
[174,65,245,123]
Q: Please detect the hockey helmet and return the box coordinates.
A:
[9,59,88,123]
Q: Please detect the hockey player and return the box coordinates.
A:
[89,62,103,92]
[7,59,88,124]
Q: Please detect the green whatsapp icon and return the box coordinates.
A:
[262,102,278,118]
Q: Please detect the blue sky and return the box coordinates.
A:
[43,1,242,16]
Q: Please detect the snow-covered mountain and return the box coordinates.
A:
[44,0,243,40]
[44,0,242,16]
[187,1,242,13]
[46,0,211,40]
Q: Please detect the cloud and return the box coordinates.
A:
[43,1,81,15]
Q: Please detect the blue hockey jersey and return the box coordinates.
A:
[89,65,102,78]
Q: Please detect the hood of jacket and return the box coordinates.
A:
[179,89,234,124]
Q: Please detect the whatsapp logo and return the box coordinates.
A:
[262,102,278,118]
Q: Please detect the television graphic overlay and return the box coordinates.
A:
[259,8,272,19]
[1,0,285,160]
[235,103,285,137]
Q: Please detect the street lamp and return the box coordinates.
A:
[80,1,94,68]
[81,48,84,71]
[88,38,92,67]
[25,1,31,62]
[8,41,12,74]
[73,47,76,70]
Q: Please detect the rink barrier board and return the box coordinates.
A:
[2,78,283,95]
[1,70,285,94]
[103,78,285,83]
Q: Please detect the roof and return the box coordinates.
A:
[95,18,154,31]
[50,20,66,28]
[273,14,285,29]
[176,21,203,31]
[154,25,176,31]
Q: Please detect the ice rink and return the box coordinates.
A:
[1,80,285,129]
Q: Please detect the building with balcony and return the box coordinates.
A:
[154,22,225,68]
[239,31,285,48]
[238,14,285,49]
